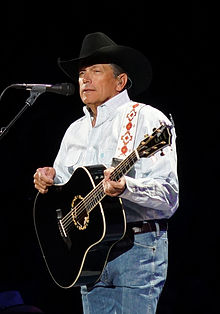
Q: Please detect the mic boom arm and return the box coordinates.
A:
[0,82,75,140]
[0,89,44,140]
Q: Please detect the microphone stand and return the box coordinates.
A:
[0,88,45,141]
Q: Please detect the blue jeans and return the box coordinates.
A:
[81,225,168,314]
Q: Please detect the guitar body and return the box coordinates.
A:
[33,124,172,289]
[33,165,126,289]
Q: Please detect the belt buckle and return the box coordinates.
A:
[132,226,142,234]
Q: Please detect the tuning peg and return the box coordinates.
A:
[144,133,149,138]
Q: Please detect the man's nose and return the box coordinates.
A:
[82,72,92,83]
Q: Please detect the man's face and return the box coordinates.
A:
[78,64,120,107]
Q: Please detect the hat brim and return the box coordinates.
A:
[58,45,152,97]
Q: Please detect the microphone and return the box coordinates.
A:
[12,83,75,96]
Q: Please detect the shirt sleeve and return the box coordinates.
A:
[53,137,70,185]
[53,124,75,185]
[53,116,87,185]
[120,106,179,218]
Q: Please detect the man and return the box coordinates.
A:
[34,32,179,313]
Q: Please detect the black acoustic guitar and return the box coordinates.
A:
[33,123,172,289]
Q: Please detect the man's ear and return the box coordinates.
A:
[116,73,128,92]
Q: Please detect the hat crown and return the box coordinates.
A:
[79,32,117,58]
[58,32,152,96]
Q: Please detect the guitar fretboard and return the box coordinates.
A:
[85,149,139,214]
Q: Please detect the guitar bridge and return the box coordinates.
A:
[56,209,67,237]
[56,208,72,250]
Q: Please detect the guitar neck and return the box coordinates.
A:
[72,123,172,215]
[110,150,139,181]
[62,123,172,229]
[85,150,139,214]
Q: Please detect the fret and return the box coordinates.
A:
[83,183,105,214]
[75,151,139,216]
[111,151,138,182]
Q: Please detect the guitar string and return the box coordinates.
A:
[61,133,168,232]
[61,137,165,232]
[62,144,160,233]
[61,127,169,232]
[62,180,103,225]
[61,152,137,232]
[61,151,138,232]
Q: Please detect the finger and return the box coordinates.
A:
[103,178,126,197]
[34,179,47,190]
[34,181,48,194]
[37,170,54,185]
[104,167,115,181]
[103,181,112,194]
[33,172,47,186]
[39,167,56,180]
[33,173,51,190]
[38,187,48,194]
[103,181,119,194]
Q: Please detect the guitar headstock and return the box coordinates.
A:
[137,123,172,158]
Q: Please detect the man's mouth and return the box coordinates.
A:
[82,87,95,93]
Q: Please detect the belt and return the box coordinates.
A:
[127,220,168,234]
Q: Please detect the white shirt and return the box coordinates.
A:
[53,90,179,222]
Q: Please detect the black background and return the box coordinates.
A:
[0,1,218,313]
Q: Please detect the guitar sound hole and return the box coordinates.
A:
[71,195,89,230]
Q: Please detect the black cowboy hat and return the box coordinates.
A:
[57,32,152,96]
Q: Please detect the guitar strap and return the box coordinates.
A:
[112,102,144,166]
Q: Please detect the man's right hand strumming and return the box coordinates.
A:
[33,167,56,194]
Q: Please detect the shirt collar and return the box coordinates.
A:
[101,89,130,111]
[83,90,131,127]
